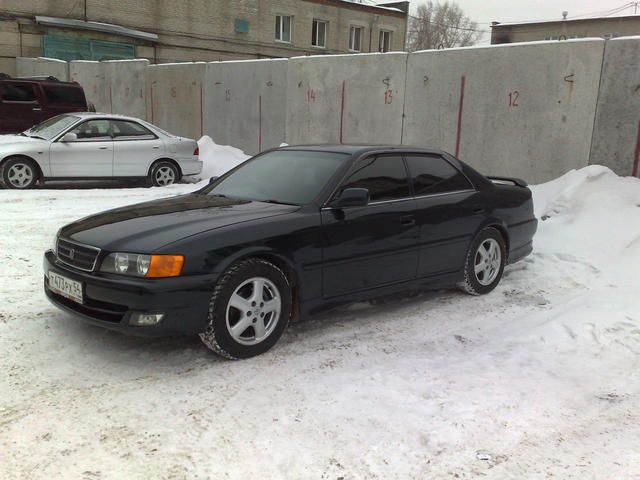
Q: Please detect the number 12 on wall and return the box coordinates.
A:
[508,91,520,107]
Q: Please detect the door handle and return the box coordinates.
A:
[98,146,108,150]
[472,207,485,215]
[32,107,42,111]
[152,145,160,149]
[401,215,416,227]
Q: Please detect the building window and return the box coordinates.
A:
[379,30,392,52]
[312,20,328,48]
[349,26,364,52]
[275,15,292,43]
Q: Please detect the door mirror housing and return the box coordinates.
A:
[330,188,369,208]
[60,132,78,142]
[208,176,218,185]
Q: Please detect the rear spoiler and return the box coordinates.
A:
[488,176,528,188]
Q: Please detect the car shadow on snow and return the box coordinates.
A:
[53,288,460,364]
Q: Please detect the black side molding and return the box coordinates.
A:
[487,176,528,188]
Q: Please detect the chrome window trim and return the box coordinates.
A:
[413,189,475,201]
[321,189,475,210]
[56,237,102,272]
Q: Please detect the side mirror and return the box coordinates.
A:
[60,132,78,142]
[330,188,369,208]
[208,176,218,185]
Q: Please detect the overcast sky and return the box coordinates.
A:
[407,0,633,44]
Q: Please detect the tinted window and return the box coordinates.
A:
[405,155,472,195]
[207,150,347,205]
[42,85,85,106]
[1,83,36,102]
[111,120,154,138]
[70,120,111,139]
[341,155,410,202]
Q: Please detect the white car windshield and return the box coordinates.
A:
[25,114,80,140]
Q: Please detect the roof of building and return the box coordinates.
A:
[492,13,640,29]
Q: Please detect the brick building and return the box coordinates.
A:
[0,0,408,74]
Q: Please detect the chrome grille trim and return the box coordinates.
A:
[56,237,101,272]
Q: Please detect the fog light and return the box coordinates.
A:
[130,312,165,326]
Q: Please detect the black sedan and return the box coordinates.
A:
[44,145,537,359]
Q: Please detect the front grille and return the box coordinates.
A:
[57,238,101,272]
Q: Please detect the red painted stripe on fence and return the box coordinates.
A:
[633,119,640,178]
[258,95,263,152]
[455,75,466,158]
[150,85,154,123]
[200,85,204,138]
[339,80,346,144]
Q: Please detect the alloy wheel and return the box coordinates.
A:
[7,163,34,188]
[474,238,501,286]
[225,277,282,346]
[154,166,176,186]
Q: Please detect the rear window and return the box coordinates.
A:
[1,83,36,102]
[42,85,86,106]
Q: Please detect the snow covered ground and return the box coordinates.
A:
[0,147,639,478]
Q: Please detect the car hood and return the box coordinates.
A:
[0,134,48,148]
[60,194,299,252]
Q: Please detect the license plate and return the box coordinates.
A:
[49,271,83,304]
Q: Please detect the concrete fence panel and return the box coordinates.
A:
[589,37,640,177]
[403,40,605,183]
[103,59,148,119]
[69,60,109,112]
[147,62,205,139]
[15,57,68,81]
[286,52,408,145]
[204,59,288,155]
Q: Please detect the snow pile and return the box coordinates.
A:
[531,165,640,283]
[196,136,250,180]
[0,166,639,478]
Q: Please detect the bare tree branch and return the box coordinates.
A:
[407,1,482,52]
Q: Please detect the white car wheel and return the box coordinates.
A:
[2,158,38,189]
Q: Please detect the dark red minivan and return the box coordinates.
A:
[0,75,93,134]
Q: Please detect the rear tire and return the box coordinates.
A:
[459,227,506,295]
[200,258,292,359]
[148,160,179,187]
[1,157,39,189]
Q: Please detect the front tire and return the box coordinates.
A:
[148,160,179,187]
[1,157,38,189]
[459,227,507,295]
[200,258,292,359]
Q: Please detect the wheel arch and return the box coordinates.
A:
[0,154,44,181]
[216,249,302,323]
[475,220,510,260]
[148,157,183,179]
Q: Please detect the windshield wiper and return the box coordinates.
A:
[260,199,299,206]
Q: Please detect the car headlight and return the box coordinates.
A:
[100,253,184,278]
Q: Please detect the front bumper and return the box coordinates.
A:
[43,250,216,337]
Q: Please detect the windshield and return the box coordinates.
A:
[204,150,348,205]
[25,114,80,140]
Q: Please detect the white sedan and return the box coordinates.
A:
[0,113,202,189]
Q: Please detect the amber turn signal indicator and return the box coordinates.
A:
[146,255,184,278]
